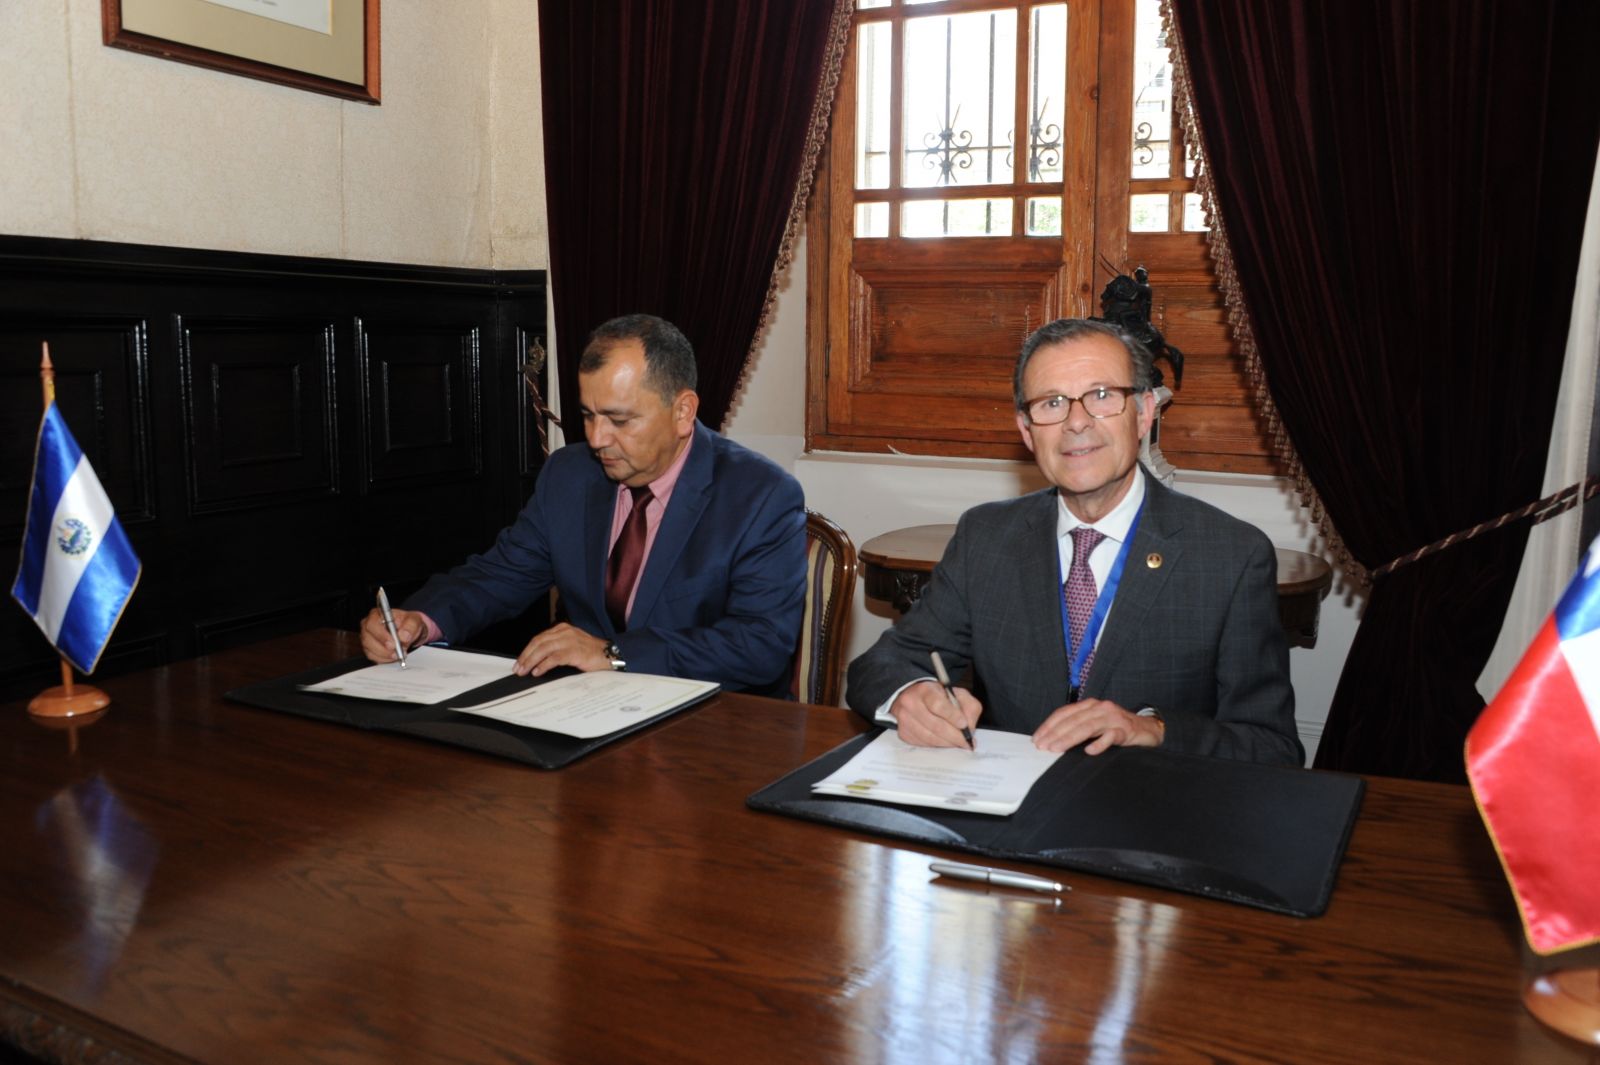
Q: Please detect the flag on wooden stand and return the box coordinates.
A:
[10,404,141,674]
[1466,534,1600,954]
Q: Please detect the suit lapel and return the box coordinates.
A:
[585,466,621,636]
[1020,489,1074,708]
[627,424,714,627]
[1084,473,1183,697]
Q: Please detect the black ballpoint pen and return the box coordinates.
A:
[929,650,974,750]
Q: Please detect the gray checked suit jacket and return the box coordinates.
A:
[846,471,1303,766]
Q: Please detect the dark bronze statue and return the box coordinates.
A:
[1095,261,1184,390]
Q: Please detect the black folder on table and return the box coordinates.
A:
[225,653,718,769]
[747,730,1365,917]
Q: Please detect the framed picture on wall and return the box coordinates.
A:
[102,0,381,104]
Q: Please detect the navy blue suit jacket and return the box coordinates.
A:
[407,422,807,697]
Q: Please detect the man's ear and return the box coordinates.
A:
[676,390,700,433]
[1016,411,1037,454]
[1134,390,1157,440]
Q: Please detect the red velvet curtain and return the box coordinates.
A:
[1172,1,1600,780]
[538,1,843,435]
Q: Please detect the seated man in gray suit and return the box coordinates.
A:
[846,318,1303,766]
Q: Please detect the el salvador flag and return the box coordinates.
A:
[11,404,141,675]
[1466,533,1600,954]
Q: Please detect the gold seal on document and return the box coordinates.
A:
[1146,553,1163,568]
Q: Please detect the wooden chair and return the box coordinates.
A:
[792,510,858,706]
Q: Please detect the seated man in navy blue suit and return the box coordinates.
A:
[359,314,808,697]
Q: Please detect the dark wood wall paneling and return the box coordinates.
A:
[0,236,547,700]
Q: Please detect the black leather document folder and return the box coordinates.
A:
[747,730,1365,917]
[225,654,719,769]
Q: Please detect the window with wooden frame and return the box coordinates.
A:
[806,0,1277,473]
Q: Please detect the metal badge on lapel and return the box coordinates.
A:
[1146,552,1163,569]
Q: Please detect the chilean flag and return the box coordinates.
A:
[1466,533,1600,954]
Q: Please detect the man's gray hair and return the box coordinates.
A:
[1012,317,1154,411]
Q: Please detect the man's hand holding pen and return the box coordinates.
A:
[359,607,428,663]
[889,680,983,748]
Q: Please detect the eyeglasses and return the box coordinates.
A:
[1022,386,1140,425]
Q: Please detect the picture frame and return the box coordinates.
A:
[102,0,381,104]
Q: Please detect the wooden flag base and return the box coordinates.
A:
[29,683,111,719]
[28,659,111,719]
[1525,969,1600,1046]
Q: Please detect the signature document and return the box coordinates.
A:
[456,672,719,738]
[812,728,1061,816]
[301,646,513,704]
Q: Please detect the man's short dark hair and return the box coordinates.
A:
[1013,317,1154,411]
[579,314,698,401]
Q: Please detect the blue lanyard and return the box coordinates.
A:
[1057,499,1145,700]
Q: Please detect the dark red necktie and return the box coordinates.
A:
[605,486,653,630]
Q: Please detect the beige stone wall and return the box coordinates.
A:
[0,0,546,269]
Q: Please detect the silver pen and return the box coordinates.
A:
[930,860,1067,894]
[376,586,408,668]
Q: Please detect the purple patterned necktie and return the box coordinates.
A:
[1064,526,1107,679]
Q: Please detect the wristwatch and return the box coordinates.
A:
[1136,705,1165,742]
[602,641,627,671]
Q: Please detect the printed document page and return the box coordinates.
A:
[811,728,1061,816]
[301,646,514,704]
[455,672,719,738]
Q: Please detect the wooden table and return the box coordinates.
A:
[862,524,1336,647]
[0,631,1583,1064]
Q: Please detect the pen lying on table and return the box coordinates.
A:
[930,860,1067,894]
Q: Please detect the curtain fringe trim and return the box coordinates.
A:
[1161,0,1371,587]
[721,0,855,430]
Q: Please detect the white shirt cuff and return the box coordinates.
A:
[874,677,937,725]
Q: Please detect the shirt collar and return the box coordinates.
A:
[1056,465,1146,544]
